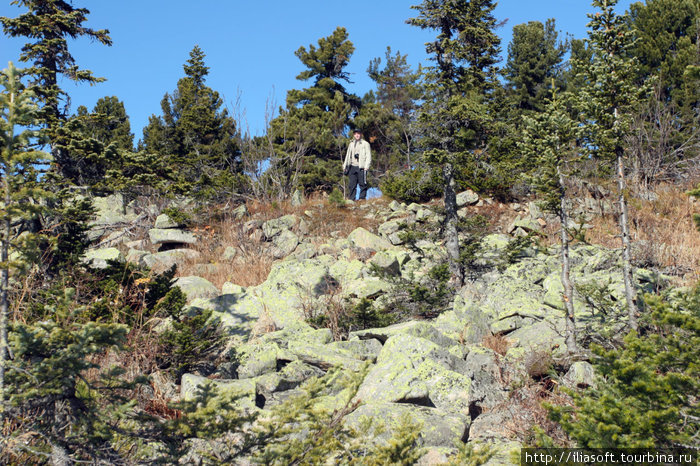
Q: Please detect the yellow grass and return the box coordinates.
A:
[177,194,386,288]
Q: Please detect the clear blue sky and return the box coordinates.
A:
[1,0,634,141]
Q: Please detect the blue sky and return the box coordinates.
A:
[1,1,634,140]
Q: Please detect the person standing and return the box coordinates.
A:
[342,128,371,200]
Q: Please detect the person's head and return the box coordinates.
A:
[353,128,362,140]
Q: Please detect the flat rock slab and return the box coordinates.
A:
[83,247,124,269]
[141,248,200,270]
[347,227,392,252]
[173,276,220,302]
[148,228,197,246]
[345,402,468,448]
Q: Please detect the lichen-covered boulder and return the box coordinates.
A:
[91,194,138,226]
[328,259,365,285]
[140,249,200,271]
[342,277,392,299]
[237,341,281,379]
[148,228,197,246]
[262,214,298,239]
[351,321,456,349]
[154,213,181,229]
[355,334,470,416]
[83,247,123,269]
[464,347,508,412]
[561,361,596,389]
[368,249,401,276]
[456,189,479,207]
[287,341,366,372]
[173,276,219,302]
[347,227,392,252]
[180,374,256,408]
[345,402,468,448]
[270,229,299,259]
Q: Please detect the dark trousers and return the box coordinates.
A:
[347,166,368,200]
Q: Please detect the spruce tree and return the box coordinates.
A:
[503,19,568,113]
[356,47,422,178]
[629,0,699,112]
[0,62,50,421]
[267,27,359,195]
[78,96,134,151]
[627,0,699,184]
[141,45,242,199]
[577,0,646,330]
[549,288,700,448]
[408,0,502,287]
[520,86,579,354]
[488,19,569,197]
[0,0,111,174]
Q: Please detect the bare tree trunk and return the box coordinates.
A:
[617,150,639,331]
[443,161,463,288]
[558,170,578,354]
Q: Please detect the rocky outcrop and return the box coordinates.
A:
[90,193,672,462]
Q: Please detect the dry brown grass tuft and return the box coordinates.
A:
[482,333,512,356]
[503,379,574,446]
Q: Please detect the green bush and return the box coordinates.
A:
[380,165,443,203]
[548,288,700,448]
[156,287,225,381]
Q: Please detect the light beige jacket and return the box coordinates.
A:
[343,138,371,171]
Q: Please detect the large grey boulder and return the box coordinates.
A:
[83,247,123,269]
[342,277,392,299]
[347,227,392,252]
[351,321,456,349]
[507,216,542,235]
[91,194,139,226]
[464,348,508,412]
[561,361,596,389]
[148,228,197,246]
[141,249,200,271]
[262,214,298,240]
[237,342,282,379]
[456,189,479,207]
[345,402,468,448]
[287,341,366,372]
[191,259,335,337]
[291,189,305,207]
[355,334,470,416]
[173,276,220,302]
[180,374,256,409]
[154,213,181,229]
[270,229,299,259]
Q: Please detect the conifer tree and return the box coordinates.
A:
[356,47,422,178]
[267,27,359,194]
[629,0,699,112]
[408,0,502,287]
[577,0,646,330]
[503,20,568,113]
[0,0,111,174]
[549,288,700,448]
[0,62,50,421]
[626,0,699,185]
[77,96,134,151]
[488,19,569,197]
[141,45,242,199]
[520,86,579,353]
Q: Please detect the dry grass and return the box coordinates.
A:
[176,194,386,289]
[503,379,574,446]
[482,333,512,356]
[583,182,699,283]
